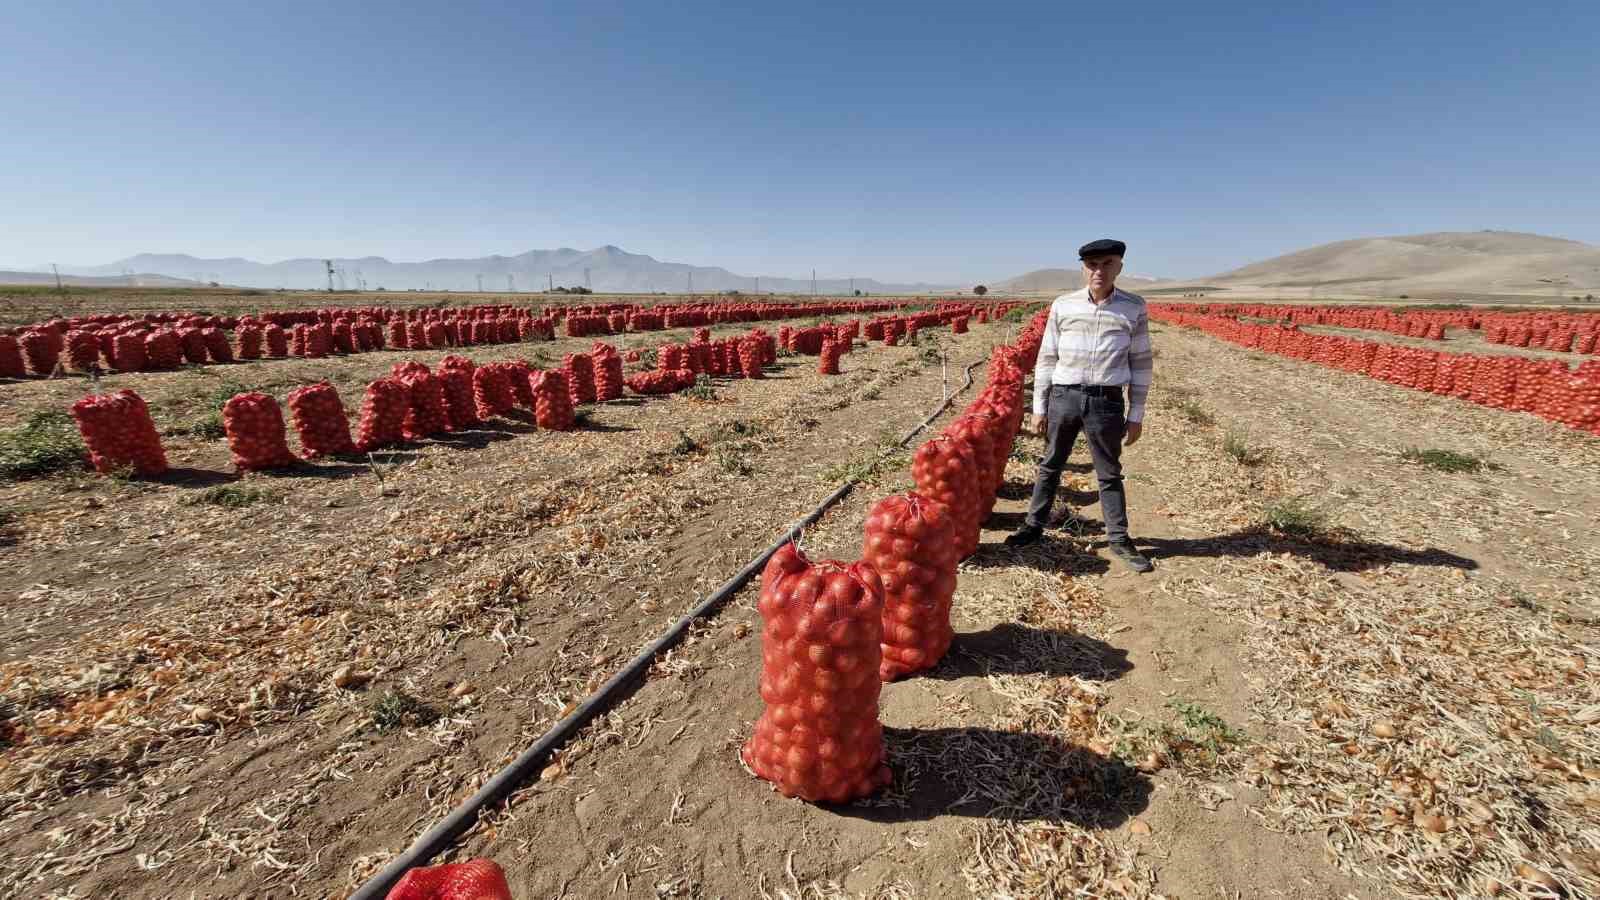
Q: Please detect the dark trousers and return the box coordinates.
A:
[1025,385,1130,542]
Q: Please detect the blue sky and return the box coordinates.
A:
[3,0,1597,282]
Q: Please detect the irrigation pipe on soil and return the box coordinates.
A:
[349,356,985,900]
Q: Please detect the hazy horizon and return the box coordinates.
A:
[4,1,1597,283]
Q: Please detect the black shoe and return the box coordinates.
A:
[1108,541,1154,573]
[1004,525,1044,547]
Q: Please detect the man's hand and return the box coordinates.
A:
[1124,422,1143,446]
[1028,414,1046,436]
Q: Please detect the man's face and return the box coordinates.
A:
[1082,254,1123,293]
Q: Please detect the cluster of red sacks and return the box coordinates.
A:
[743,318,1040,804]
[1176,301,1600,355]
[1150,307,1600,435]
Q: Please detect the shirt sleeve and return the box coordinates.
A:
[1126,309,1153,423]
[1032,302,1058,416]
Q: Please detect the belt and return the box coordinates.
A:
[1059,384,1121,396]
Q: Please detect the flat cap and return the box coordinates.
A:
[1078,238,1127,259]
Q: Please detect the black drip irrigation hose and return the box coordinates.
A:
[349,356,986,900]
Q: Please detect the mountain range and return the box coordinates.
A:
[54,246,954,295]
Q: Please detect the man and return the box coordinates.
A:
[1005,238,1154,573]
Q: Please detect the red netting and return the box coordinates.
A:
[818,339,842,375]
[564,353,597,405]
[408,321,430,350]
[65,331,100,372]
[111,332,148,372]
[180,328,208,364]
[533,370,576,430]
[911,436,979,560]
[399,371,452,439]
[355,377,411,451]
[0,335,25,378]
[384,859,513,900]
[70,389,169,475]
[472,364,517,420]
[221,392,298,470]
[237,325,263,359]
[739,338,764,378]
[201,327,234,363]
[20,331,60,375]
[940,420,994,555]
[286,382,357,458]
[264,325,289,357]
[388,319,409,349]
[742,543,891,803]
[436,357,482,429]
[626,368,695,395]
[863,493,959,680]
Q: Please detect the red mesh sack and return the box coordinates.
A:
[291,324,309,357]
[659,344,687,371]
[179,328,208,364]
[407,321,430,350]
[356,377,411,451]
[306,323,332,358]
[425,322,447,349]
[435,358,482,429]
[0,335,25,378]
[863,494,959,680]
[818,339,842,375]
[592,352,623,401]
[400,371,452,438]
[952,411,1005,520]
[331,322,355,353]
[742,543,892,803]
[20,331,60,375]
[473,364,516,419]
[65,331,101,372]
[143,330,182,369]
[286,382,357,458]
[384,859,512,900]
[564,353,597,405]
[534,369,576,430]
[71,390,168,475]
[739,338,764,378]
[237,325,263,359]
[222,392,298,470]
[912,435,980,559]
[506,360,536,408]
[943,419,996,545]
[264,324,289,357]
[201,327,234,363]
[388,319,409,349]
[111,332,148,372]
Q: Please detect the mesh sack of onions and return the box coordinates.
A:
[264,324,289,357]
[72,389,169,475]
[143,329,183,369]
[472,364,517,420]
[912,435,980,560]
[591,352,623,402]
[236,325,263,359]
[407,321,430,350]
[384,859,512,900]
[65,331,101,372]
[863,493,959,680]
[951,316,968,334]
[400,371,452,438]
[533,369,576,430]
[942,418,996,543]
[331,322,355,353]
[741,542,892,803]
[174,328,206,364]
[0,335,26,378]
[109,332,147,372]
[425,322,447,349]
[355,377,411,451]
[695,327,711,343]
[472,320,495,344]
[291,324,310,357]
[608,312,627,333]
[392,360,430,379]
[496,318,519,342]
[286,382,357,458]
[739,337,764,378]
[506,360,536,408]
[306,323,332,358]
[721,341,744,379]
[818,339,842,375]
[658,344,686,371]
[387,319,409,349]
[221,392,298,470]
[20,331,60,375]
[564,353,597,405]
[201,327,233,363]
[435,357,482,429]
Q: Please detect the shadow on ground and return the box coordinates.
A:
[1138,527,1477,573]
[963,531,1112,576]
[923,624,1133,682]
[835,728,1151,826]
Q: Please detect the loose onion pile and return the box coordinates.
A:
[222,392,298,470]
[742,543,892,803]
[286,382,357,458]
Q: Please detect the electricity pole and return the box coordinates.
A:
[687,270,692,294]
[324,260,334,292]
[507,274,516,293]
[812,269,817,296]
[476,274,484,293]
[584,267,591,291]
[548,273,554,292]
[52,264,62,291]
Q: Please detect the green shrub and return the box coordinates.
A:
[0,412,86,481]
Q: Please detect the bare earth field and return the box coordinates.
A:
[2,306,1598,899]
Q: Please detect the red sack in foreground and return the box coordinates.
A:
[71,389,169,475]
[355,377,411,451]
[385,859,512,900]
[743,543,891,804]
[286,382,357,458]
[222,392,298,470]
[863,493,959,680]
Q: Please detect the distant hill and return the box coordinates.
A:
[0,271,202,288]
[1198,231,1600,295]
[994,268,1165,294]
[62,246,957,295]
